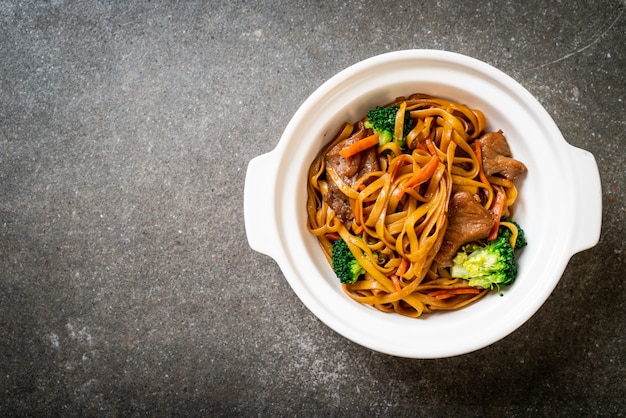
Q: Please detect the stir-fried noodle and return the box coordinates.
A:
[306,94,526,318]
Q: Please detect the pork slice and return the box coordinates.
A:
[325,125,368,182]
[434,190,495,267]
[477,130,527,181]
[357,145,380,180]
[325,181,354,222]
[323,124,380,222]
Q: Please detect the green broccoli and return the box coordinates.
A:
[364,105,413,148]
[498,217,527,249]
[450,236,517,290]
[331,238,365,284]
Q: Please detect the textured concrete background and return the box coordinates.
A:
[1,0,624,416]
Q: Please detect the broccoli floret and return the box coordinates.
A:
[364,105,413,148]
[498,217,527,249]
[450,236,517,290]
[331,238,365,284]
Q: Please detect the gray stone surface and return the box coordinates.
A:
[1,0,624,416]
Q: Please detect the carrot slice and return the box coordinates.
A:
[395,257,409,277]
[389,159,406,183]
[339,134,379,158]
[390,275,402,294]
[427,288,481,298]
[403,155,439,190]
[474,139,482,163]
[416,141,429,154]
[424,137,438,156]
[325,232,340,241]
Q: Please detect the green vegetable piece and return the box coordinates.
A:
[498,217,527,249]
[450,236,517,290]
[331,238,365,284]
[364,105,413,148]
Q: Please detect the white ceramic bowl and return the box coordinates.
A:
[244,50,602,358]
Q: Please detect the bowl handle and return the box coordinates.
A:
[568,145,602,254]
[244,151,282,259]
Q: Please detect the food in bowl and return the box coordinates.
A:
[306,93,528,318]
[244,50,601,358]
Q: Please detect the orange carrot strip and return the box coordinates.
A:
[416,141,429,154]
[488,189,506,240]
[424,138,438,156]
[339,134,379,158]
[389,159,406,183]
[474,139,482,162]
[395,257,409,277]
[403,155,439,191]
[390,275,402,294]
[325,232,340,241]
[427,288,481,298]
[353,198,363,225]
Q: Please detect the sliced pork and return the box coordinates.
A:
[434,190,495,267]
[325,181,354,222]
[324,124,380,222]
[477,130,527,181]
